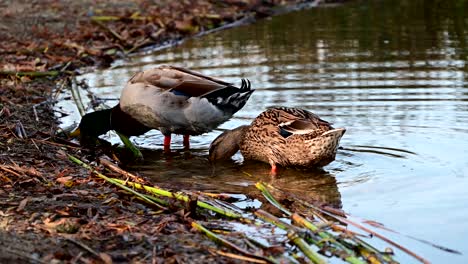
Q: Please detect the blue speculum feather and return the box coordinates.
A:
[170,90,191,97]
[279,127,293,138]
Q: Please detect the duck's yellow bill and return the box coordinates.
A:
[69,128,81,138]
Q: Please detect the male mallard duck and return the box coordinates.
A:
[209,107,345,174]
[75,65,254,151]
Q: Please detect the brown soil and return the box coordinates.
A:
[0,0,349,263]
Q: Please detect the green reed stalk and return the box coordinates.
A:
[111,178,243,219]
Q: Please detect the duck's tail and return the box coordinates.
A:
[201,79,254,115]
[308,128,346,167]
[322,127,346,139]
[321,128,346,149]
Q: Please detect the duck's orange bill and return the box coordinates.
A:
[69,128,81,138]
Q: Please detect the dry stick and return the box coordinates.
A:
[35,139,82,150]
[69,77,85,117]
[125,38,154,54]
[53,78,69,101]
[192,222,273,264]
[65,237,104,261]
[99,157,146,183]
[0,165,22,177]
[68,155,166,210]
[92,19,126,43]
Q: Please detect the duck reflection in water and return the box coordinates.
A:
[130,149,343,210]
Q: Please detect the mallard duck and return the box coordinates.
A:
[209,107,345,174]
[74,65,254,151]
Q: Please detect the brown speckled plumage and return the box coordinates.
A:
[209,107,346,169]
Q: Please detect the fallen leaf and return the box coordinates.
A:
[56,176,73,184]
[17,196,30,212]
[99,252,113,264]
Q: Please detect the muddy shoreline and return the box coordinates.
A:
[0,1,350,263]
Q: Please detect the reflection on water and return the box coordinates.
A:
[131,148,343,209]
[56,0,468,262]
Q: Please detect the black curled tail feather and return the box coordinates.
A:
[201,79,254,115]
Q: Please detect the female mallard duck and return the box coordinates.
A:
[75,65,254,151]
[209,107,345,174]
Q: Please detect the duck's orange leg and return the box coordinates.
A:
[270,164,278,176]
[163,135,171,153]
[183,135,190,150]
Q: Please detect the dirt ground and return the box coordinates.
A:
[0,1,348,263]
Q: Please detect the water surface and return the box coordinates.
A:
[56,0,468,262]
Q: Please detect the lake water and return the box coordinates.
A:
[56,0,468,263]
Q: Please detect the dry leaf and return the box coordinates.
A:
[17,196,30,212]
[99,252,113,264]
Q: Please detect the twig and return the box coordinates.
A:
[92,19,126,43]
[65,237,111,264]
[30,139,40,151]
[99,157,147,183]
[15,121,27,139]
[69,77,86,117]
[66,237,100,258]
[34,138,82,150]
[125,38,154,55]
[0,165,22,177]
